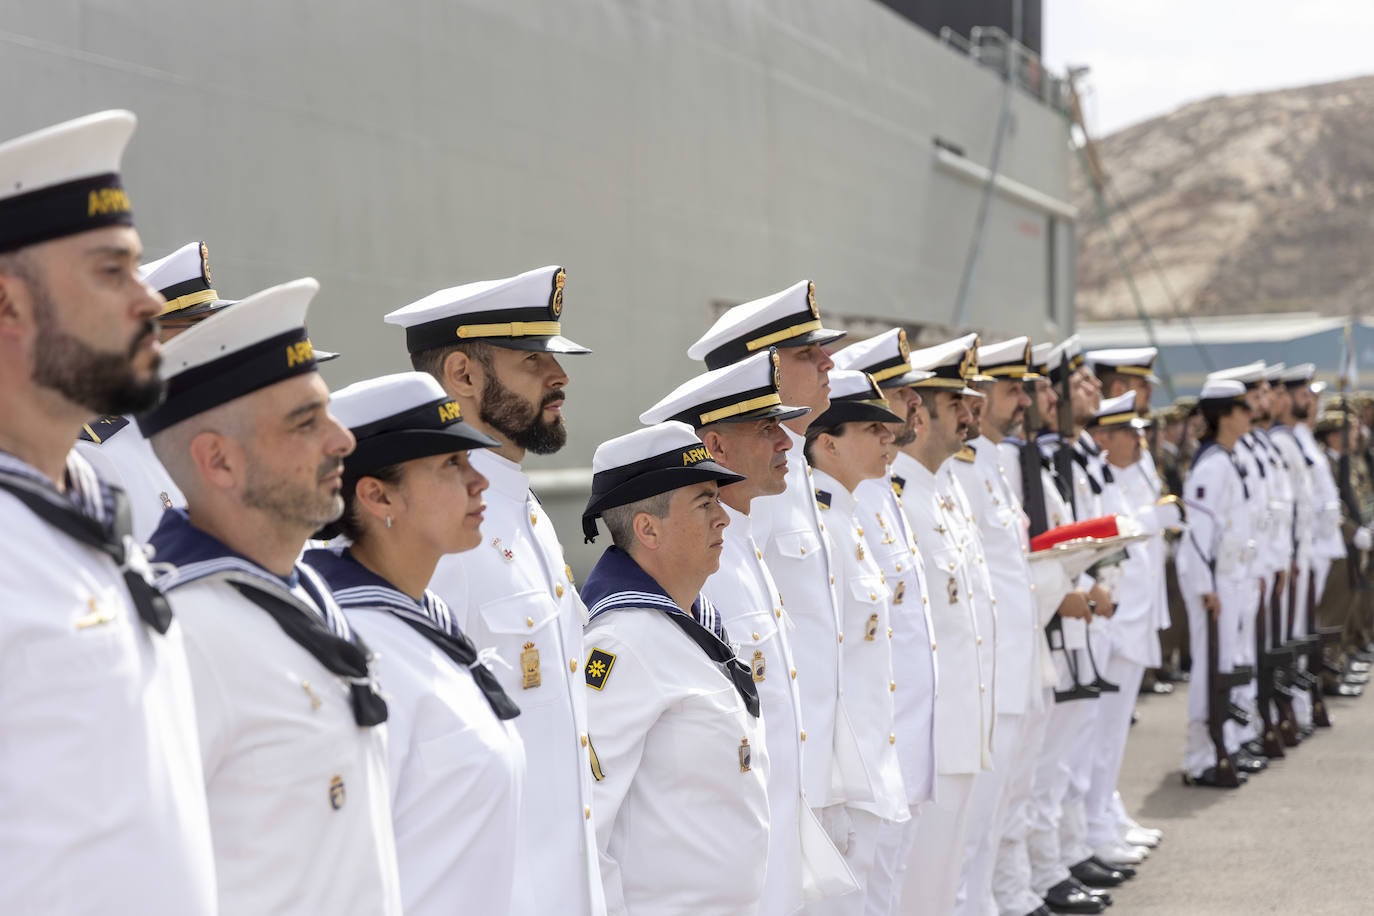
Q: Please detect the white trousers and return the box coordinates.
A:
[1183,577,1252,776]
[898,773,976,916]
[1084,655,1145,851]
[1026,687,1094,895]
[870,813,918,916]
[953,713,1024,916]
[992,696,1052,916]
[806,809,888,916]
[1058,657,1101,867]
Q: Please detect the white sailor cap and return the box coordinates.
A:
[1197,378,1251,410]
[139,278,323,435]
[1207,360,1267,389]
[1087,346,1161,384]
[639,348,809,429]
[141,240,234,321]
[1089,391,1150,430]
[977,336,1042,381]
[687,279,846,370]
[385,265,590,356]
[1278,363,1316,387]
[0,110,137,254]
[329,372,498,474]
[809,369,903,427]
[908,333,982,396]
[1261,362,1288,383]
[582,421,745,543]
[1031,342,1057,379]
[831,328,934,389]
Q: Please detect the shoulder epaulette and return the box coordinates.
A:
[953,445,976,463]
[891,474,905,497]
[78,415,130,444]
[814,488,831,510]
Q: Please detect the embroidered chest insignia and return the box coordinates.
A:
[301,679,322,711]
[947,576,959,604]
[865,613,880,641]
[751,649,766,682]
[521,642,542,688]
[585,648,615,690]
[74,595,117,629]
[329,774,346,810]
[739,737,752,773]
[856,541,865,562]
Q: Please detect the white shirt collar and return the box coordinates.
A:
[809,467,857,517]
[472,449,531,502]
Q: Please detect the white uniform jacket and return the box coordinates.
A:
[1297,422,1347,564]
[582,547,770,916]
[811,468,909,822]
[1269,425,1319,569]
[855,471,938,806]
[149,511,402,916]
[428,449,605,916]
[950,436,1041,716]
[73,415,184,543]
[751,429,866,806]
[891,451,992,774]
[1100,460,1168,668]
[0,452,215,915]
[703,505,854,913]
[306,548,526,916]
[1178,444,1257,594]
[1238,431,1291,579]
[939,455,1000,724]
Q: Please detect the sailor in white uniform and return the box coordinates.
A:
[580,422,770,916]
[891,337,994,916]
[803,370,911,915]
[142,278,402,915]
[385,267,606,916]
[832,329,942,913]
[304,372,526,916]
[0,110,216,915]
[641,349,856,914]
[688,282,868,868]
[1178,380,1258,787]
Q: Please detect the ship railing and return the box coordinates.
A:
[939,25,1072,115]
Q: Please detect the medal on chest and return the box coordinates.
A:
[856,540,865,562]
[329,774,346,810]
[492,537,514,563]
[947,576,959,604]
[739,737,752,773]
[751,649,766,682]
[865,613,880,641]
[159,490,173,509]
[521,641,542,688]
[893,580,906,605]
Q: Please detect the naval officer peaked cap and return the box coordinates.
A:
[809,369,902,427]
[639,348,810,429]
[1050,335,1084,383]
[139,278,323,436]
[141,240,235,321]
[977,336,1042,381]
[1089,391,1150,430]
[582,421,746,543]
[1197,379,1250,411]
[328,372,500,478]
[0,110,138,253]
[907,333,982,396]
[384,265,590,356]
[1206,360,1268,389]
[1087,347,1162,384]
[1279,363,1317,387]
[1031,342,1056,379]
[688,279,846,370]
[831,328,935,389]
[1261,362,1288,383]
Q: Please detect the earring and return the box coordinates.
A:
[385,515,393,529]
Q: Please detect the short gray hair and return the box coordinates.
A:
[601,490,674,553]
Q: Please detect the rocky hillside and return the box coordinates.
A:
[1074,74,1374,320]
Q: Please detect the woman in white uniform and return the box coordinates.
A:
[305,371,526,916]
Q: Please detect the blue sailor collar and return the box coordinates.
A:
[304,546,457,633]
[581,545,723,639]
[149,508,300,588]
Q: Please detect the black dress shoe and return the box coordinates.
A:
[1242,738,1271,757]
[1344,670,1370,685]
[1300,723,1316,738]
[1234,750,1267,773]
[1044,878,1106,914]
[1182,765,1247,788]
[1022,906,1053,916]
[1070,858,1124,887]
[1091,855,1134,879]
[1324,680,1363,697]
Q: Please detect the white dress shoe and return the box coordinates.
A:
[1093,843,1146,866]
[1123,826,1161,847]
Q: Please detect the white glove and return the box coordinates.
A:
[1354,526,1372,552]
[817,803,855,857]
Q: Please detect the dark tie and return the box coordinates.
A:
[664,612,761,718]
[0,473,172,633]
[396,612,521,720]
[231,582,388,727]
